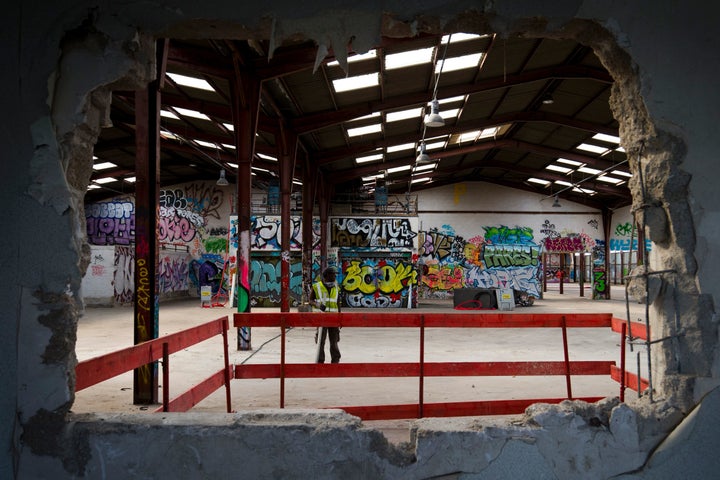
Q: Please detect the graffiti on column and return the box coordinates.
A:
[341,256,416,308]
[86,201,135,245]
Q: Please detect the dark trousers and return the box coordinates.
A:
[317,327,341,363]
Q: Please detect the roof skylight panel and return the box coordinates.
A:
[576,143,611,155]
[386,164,412,174]
[386,142,416,153]
[173,107,211,121]
[435,53,483,73]
[577,166,602,175]
[414,162,437,172]
[327,49,377,66]
[527,177,551,185]
[347,123,382,137]
[384,47,434,70]
[356,152,384,164]
[546,164,573,174]
[166,72,215,92]
[93,161,117,170]
[256,153,277,161]
[332,72,379,93]
[596,175,625,184]
[592,133,621,144]
[441,33,486,44]
[386,107,423,122]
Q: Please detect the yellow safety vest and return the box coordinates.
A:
[312,282,339,312]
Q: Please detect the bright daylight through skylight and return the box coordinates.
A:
[332,72,379,93]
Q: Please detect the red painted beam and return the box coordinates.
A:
[233,312,614,329]
[610,365,649,393]
[155,368,229,412]
[76,317,229,391]
[233,360,614,380]
[337,397,608,420]
[611,317,649,340]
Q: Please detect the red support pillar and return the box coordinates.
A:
[230,51,261,350]
[278,128,297,312]
[318,179,330,271]
[132,39,166,404]
[302,158,317,301]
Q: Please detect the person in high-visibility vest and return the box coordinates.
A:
[310,267,341,363]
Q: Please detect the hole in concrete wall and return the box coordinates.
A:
[70,12,664,404]
[51,8,705,470]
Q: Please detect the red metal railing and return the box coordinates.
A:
[74,312,650,417]
[610,317,651,400]
[75,316,233,413]
[233,312,643,420]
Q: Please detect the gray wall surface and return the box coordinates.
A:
[3,1,720,478]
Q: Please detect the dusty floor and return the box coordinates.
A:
[72,283,646,444]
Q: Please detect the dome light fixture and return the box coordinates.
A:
[424,99,445,127]
[416,142,431,164]
[552,194,561,207]
[216,169,229,186]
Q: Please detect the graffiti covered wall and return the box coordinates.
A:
[83,182,236,305]
[418,225,543,299]
[330,217,419,308]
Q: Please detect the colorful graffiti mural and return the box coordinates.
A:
[250,255,303,307]
[418,225,542,299]
[86,201,135,245]
[331,217,417,248]
[341,257,416,308]
[251,215,303,250]
[157,253,191,295]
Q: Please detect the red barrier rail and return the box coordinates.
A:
[610,318,651,399]
[233,312,621,420]
[75,316,233,413]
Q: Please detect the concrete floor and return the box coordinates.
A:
[73,283,647,444]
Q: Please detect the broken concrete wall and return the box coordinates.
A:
[3,1,720,478]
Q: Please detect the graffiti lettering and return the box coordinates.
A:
[593,268,607,299]
[615,222,634,237]
[86,201,134,219]
[158,255,190,294]
[609,238,653,252]
[86,202,135,245]
[483,225,534,245]
[249,257,302,305]
[544,236,584,253]
[483,244,539,268]
[158,215,196,242]
[345,292,403,308]
[418,231,454,260]
[341,258,416,308]
[251,216,303,250]
[466,265,541,298]
[332,218,416,248]
[114,246,134,304]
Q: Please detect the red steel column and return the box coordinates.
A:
[301,157,317,301]
[278,128,297,312]
[231,52,261,350]
[132,39,166,404]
